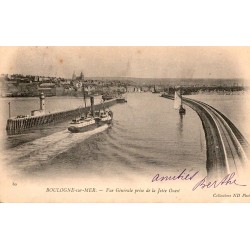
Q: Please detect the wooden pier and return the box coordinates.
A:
[6,99,117,134]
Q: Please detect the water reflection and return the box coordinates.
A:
[177,113,184,137]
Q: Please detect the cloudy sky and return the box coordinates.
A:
[1,46,250,79]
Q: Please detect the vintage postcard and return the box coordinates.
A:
[0,46,250,202]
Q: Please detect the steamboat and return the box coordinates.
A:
[68,86,113,133]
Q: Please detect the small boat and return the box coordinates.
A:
[102,93,115,101]
[179,105,186,115]
[174,90,186,115]
[116,94,127,103]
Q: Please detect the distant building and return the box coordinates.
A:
[40,83,56,88]
[72,81,82,89]
[72,71,84,81]
[34,76,39,82]
[127,86,135,92]
[141,86,149,92]
[37,87,55,96]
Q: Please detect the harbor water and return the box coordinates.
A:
[0,92,248,180]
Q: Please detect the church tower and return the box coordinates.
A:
[80,71,84,80]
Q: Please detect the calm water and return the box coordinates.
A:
[1,92,247,179]
[188,93,250,141]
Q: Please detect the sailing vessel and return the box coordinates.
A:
[174,91,186,114]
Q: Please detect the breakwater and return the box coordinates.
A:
[6,99,117,134]
[162,94,249,178]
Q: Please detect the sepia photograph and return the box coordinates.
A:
[0,46,250,202]
[2,1,250,250]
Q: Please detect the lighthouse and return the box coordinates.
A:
[31,92,46,116]
[40,92,45,111]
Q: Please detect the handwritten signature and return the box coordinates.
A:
[152,169,199,182]
[152,170,247,191]
[192,172,246,191]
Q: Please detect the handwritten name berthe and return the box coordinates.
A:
[152,170,246,191]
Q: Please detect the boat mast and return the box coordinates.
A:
[82,82,87,109]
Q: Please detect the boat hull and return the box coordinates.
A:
[95,117,112,127]
[68,122,97,133]
[102,95,115,101]
[179,107,186,115]
[116,98,127,103]
[68,110,113,133]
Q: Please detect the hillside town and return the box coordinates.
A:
[0,72,248,97]
[0,72,131,97]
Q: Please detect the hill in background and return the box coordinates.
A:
[86,77,246,87]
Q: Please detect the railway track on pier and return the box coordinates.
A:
[163,94,249,178]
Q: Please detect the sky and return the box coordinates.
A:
[1,46,250,79]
